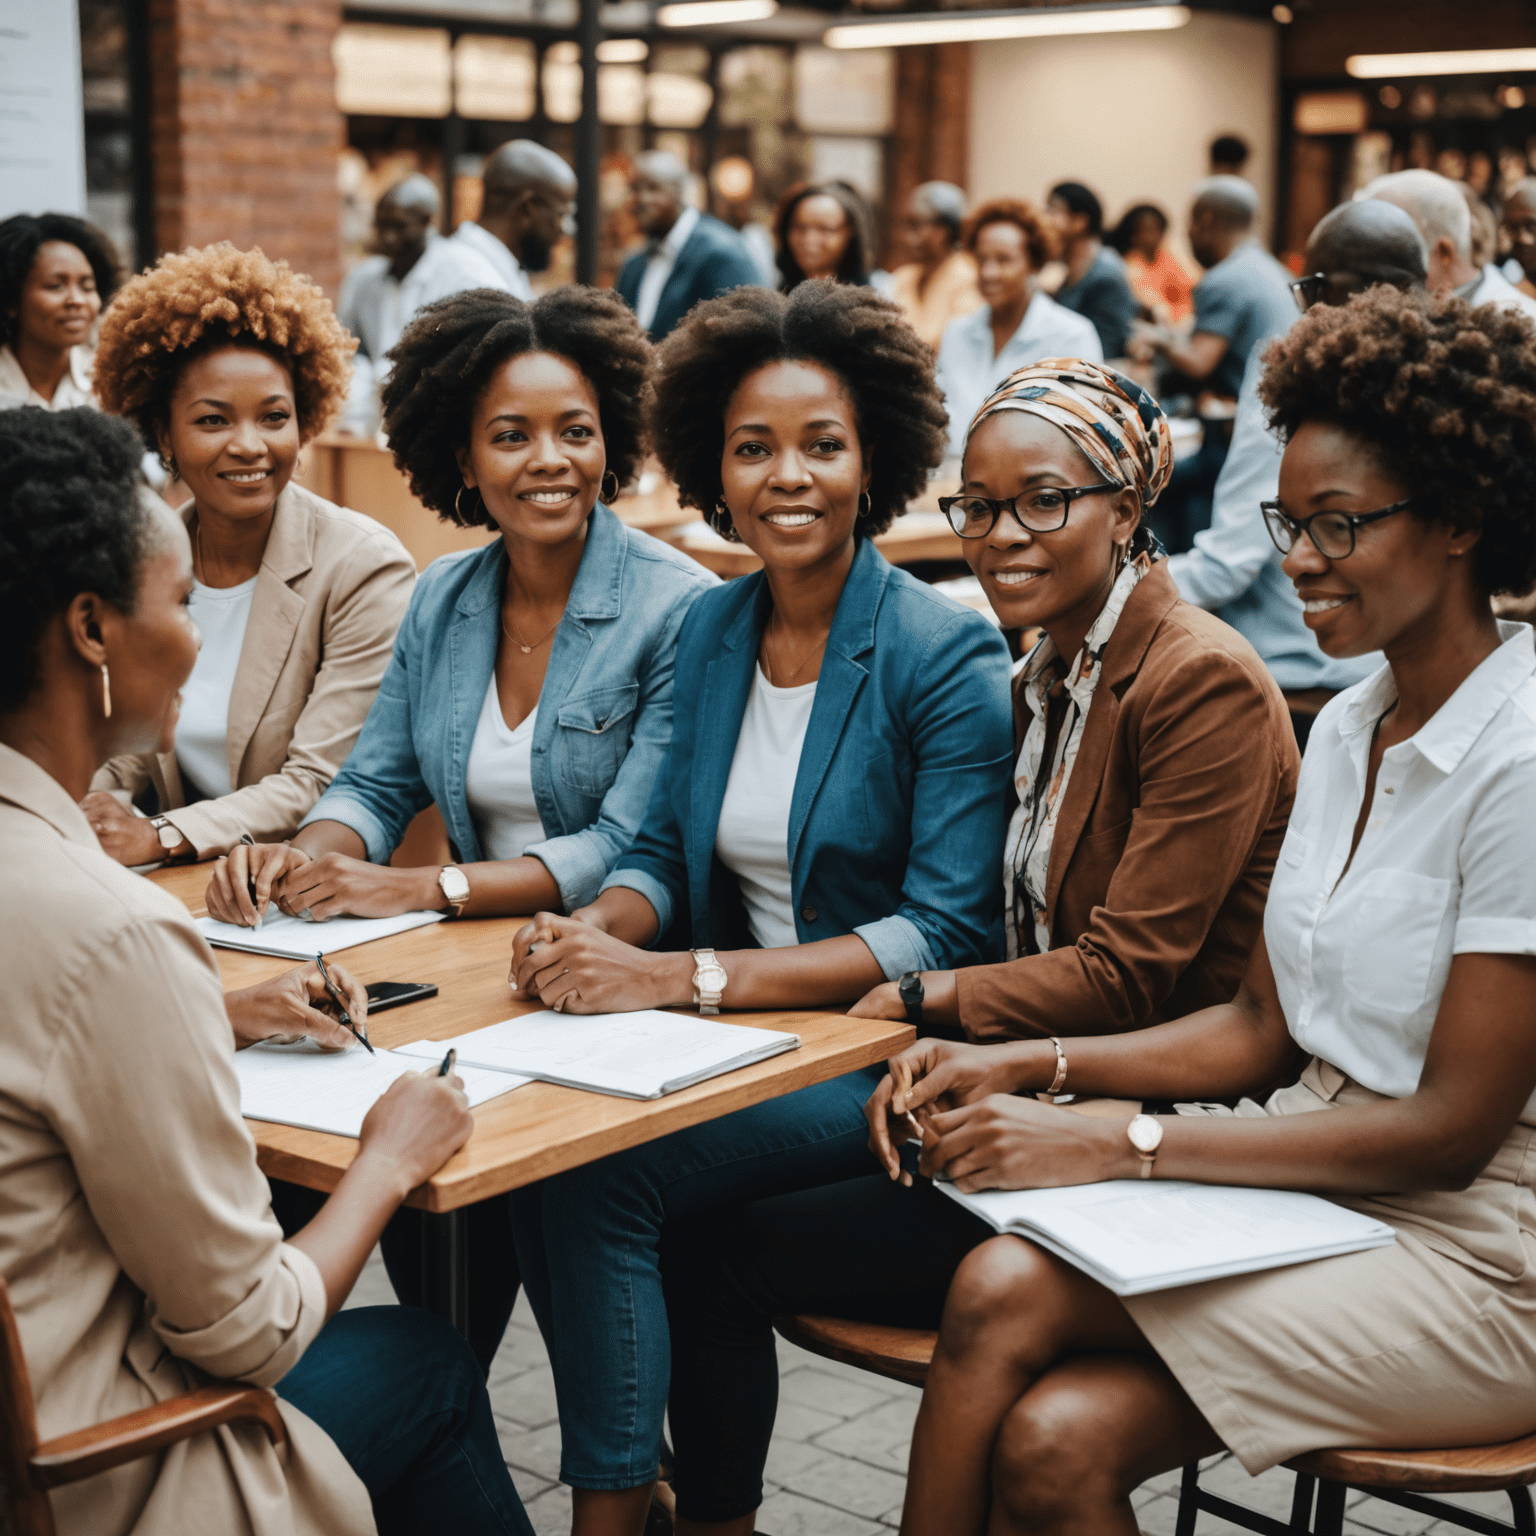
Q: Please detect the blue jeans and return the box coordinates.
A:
[279,1306,533,1536]
[507,1066,882,1489]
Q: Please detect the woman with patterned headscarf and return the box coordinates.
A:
[652,359,1299,1535]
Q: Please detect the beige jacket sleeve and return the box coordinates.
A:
[41,913,328,1384]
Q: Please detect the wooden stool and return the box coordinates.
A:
[773,1315,937,1389]
[1178,1437,1536,1536]
[0,1276,287,1536]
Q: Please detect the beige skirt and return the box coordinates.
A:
[1121,1059,1536,1474]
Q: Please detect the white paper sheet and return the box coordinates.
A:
[394,1008,800,1099]
[939,1179,1395,1295]
[234,1040,529,1138]
[197,909,444,959]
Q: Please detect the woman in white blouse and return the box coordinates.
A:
[862,286,1536,1535]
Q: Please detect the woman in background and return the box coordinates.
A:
[1111,202,1195,324]
[774,181,873,291]
[83,242,414,866]
[0,212,119,409]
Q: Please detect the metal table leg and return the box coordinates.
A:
[418,1207,471,1338]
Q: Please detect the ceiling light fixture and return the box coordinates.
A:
[596,37,649,61]
[1345,48,1536,79]
[824,2,1188,50]
[657,0,777,26]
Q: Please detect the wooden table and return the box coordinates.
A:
[152,865,913,1330]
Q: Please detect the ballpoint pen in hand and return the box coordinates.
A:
[315,951,373,1054]
[238,832,262,931]
[437,1048,456,1078]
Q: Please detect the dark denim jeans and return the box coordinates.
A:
[507,1066,884,1489]
[279,1306,532,1536]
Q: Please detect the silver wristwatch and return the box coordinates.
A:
[150,815,192,863]
[437,865,470,917]
[691,948,728,1014]
[1127,1113,1164,1179]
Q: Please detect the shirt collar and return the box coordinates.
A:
[657,206,700,260]
[1339,621,1536,773]
[456,220,522,285]
[1020,556,1147,712]
[0,743,101,851]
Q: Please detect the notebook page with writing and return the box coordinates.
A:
[939,1180,1394,1296]
[234,1040,530,1137]
[394,1009,800,1099]
[197,909,445,959]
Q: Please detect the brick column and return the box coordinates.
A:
[147,0,344,294]
[884,43,973,267]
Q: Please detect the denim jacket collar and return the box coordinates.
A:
[453,501,628,621]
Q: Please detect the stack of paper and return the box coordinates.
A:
[234,1040,529,1138]
[395,1008,800,1100]
[939,1179,1395,1295]
[197,909,444,959]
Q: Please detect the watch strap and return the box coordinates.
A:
[691,948,725,1015]
[152,816,195,864]
[897,971,924,1027]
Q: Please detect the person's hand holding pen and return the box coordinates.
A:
[225,960,369,1051]
[206,839,312,927]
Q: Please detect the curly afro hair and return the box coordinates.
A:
[649,280,948,539]
[93,243,354,450]
[0,407,154,713]
[0,213,121,347]
[962,198,1058,271]
[381,285,652,527]
[1258,285,1536,598]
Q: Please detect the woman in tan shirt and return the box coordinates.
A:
[81,242,415,866]
[0,405,530,1535]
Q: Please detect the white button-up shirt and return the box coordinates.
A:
[1265,622,1536,1112]
[635,205,700,331]
[0,342,94,409]
[452,220,533,302]
[935,290,1103,457]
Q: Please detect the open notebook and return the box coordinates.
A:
[197,909,444,959]
[938,1179,1395,1296]
[394,1008,800,1100]
[234,1039,529,1138]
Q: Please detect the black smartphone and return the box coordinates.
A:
[364,980,439,1013]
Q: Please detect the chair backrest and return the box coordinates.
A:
[0,1275,54,1536]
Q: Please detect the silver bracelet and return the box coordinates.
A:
[1046,1035,1068,1096]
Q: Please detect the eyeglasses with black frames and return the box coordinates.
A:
[1260,496,1414,560]
[938,482,1120,539]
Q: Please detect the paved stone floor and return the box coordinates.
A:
[347,1253,1513,1535]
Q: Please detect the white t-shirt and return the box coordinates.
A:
[464,674,547,862]
[1265,622,1536,1115]
[714,664,816,950]
[175,575,257,800]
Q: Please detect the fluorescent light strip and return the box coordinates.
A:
[1346,48,1536,79]
[657,0,777,25]
[824,2,1189,49]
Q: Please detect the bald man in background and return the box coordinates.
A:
[888,182,981,350]
[1500,177,1536,300]
[616,151,760,340]
[455,139,577,302]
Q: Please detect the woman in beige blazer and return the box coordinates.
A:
[82,242,414,866]
[0,406,531,1535]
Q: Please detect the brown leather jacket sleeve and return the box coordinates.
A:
[956,643,1296,1040]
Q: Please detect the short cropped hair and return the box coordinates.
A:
[1258,285,1536,598]
[0,407,152,713]
[962,198,1058,271]
[1048,182,1103,237]
[94,243,354,448]
[0,213,121,348]
[381,285,652,526]
[649,281,947,540]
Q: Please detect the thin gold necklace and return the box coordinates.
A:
[768,608,827,684]
[501,609,562,655]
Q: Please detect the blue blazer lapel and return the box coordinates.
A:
[445,544,505,861]
[787,539,888,869]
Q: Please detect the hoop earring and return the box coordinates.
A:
[455,484,481,522]
[601,470,620,504]
[160,455,179,482]
[714,498,742,544]
[857,490,872,520]
[101,663,112,720]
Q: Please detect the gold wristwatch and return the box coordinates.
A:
[691,948,728,1014]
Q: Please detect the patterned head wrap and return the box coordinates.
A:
[965,358,1175,509]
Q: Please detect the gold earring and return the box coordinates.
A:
[101,663,111,719]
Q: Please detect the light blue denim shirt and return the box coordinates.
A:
[601,534,1014,977]
[302,503,717,911]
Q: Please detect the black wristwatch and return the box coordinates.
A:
[898,971,925,1027]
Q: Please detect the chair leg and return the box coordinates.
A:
[1314,1478,1347,1536]
[1289,1472,1316,1531]
[1510,1487,1534,1536]
[1175,1464,1202,1536]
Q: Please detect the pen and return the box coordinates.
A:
[315,951,373,1055]
[437,1048,456,1078]
[238,832,262,931]
[905,1110,925,1145]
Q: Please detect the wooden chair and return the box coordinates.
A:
[0,1276,287,1536]
[776,1314,1536,1536]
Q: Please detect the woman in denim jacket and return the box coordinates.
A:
[505,282,1014,1534]
[207,285,715,926]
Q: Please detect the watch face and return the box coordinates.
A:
[696,962,728,990]
[157,823,182,849]
[1127,1115,1163,1154]
[439,867,470,902]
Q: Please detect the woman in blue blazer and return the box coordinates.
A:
[507,282,1013,1533]
[206,285,714,926]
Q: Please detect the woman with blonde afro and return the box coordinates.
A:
[84,242,415,865]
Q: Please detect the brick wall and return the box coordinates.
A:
[885,44,973,268]
[147,0,344,294]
